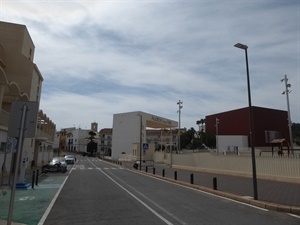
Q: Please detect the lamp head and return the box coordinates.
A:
[234,43,248,50]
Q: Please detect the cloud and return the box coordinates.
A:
[1,0,299,130]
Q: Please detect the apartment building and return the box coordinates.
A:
[0,21,56,175]
[99,128,112,156]
[59,123,99,154]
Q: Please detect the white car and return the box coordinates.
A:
[64,155,76,164]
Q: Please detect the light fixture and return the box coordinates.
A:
[234,42,258,200]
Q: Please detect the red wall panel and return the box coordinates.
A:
[205,106,289,147]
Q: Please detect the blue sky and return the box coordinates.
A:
[1,0,299,131]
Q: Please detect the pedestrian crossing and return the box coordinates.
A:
[71,165,124,171]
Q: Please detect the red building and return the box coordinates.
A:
[205,106,289,147]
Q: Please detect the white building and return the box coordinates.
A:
[66,128,90,152]
[112,111,178,160]
[99,128,112,156]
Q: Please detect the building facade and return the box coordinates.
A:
[0,21,56,177]
[205,106,289,148]
[99,128,112,156]
[112,111,178,160]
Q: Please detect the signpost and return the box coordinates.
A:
[7,101,39,225]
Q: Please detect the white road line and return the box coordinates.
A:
[38,176,68,225]
[288,213,300,219]
[88,160,174,225]
[100,169,174,225]
[144,173,269,212]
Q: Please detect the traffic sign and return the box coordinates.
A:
[143,143,149,150]
[8,101,39,138]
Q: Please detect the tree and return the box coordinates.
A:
[180,127,196,149]
[87,131,97,156]
[180,125,215,149]
[196,118,206,133]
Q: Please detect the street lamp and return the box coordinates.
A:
[215,118,219,154]
[234,43,258,200]
[177,100,183,153]
[281,75,293,151]
[137,114,143,171]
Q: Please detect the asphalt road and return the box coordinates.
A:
[43,156,300,225]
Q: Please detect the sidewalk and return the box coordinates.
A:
[0,171,67,225]
[121,161,300,214]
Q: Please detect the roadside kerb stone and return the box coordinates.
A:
[129,167,300,215]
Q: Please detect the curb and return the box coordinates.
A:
[131,168,300,215]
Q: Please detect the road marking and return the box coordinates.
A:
[38,176,69,225]
[288,213,300,219]
[72,167,123,170]
[17,196,35,201]
[88,161,174,225]
[144,173,269,212]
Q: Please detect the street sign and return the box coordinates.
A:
[8,101,39,138]
[143,143,149,150]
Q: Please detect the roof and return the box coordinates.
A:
[270,139,290,146]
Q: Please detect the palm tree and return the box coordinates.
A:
[196,119,206,133]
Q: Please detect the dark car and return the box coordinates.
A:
[42,157,67,173]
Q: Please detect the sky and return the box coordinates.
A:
[1,0,299,131]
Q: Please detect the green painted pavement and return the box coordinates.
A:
[0,175,66,225]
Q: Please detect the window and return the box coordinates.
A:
[0,142,6,152]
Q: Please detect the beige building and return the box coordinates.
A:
[0,21,56,179]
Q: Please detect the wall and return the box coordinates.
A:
[206,107,289,147]
[112,112,141,159]
[218,135,248,153]
[154,151,300,183]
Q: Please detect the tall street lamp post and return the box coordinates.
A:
[281,75,293,150]
[234,43,258,200]
[177,100,183,153]
[137,114,143,171]
[215,118,219,154]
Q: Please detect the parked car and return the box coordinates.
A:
[64,154,76,164]
[42,157,67,173]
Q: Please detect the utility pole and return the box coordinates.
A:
[177,100,183,153]
[281,75,293,150]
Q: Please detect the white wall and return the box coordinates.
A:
[156,152,300,183]
[218,135,248,153]
[112,112,142,160]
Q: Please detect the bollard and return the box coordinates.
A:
[146,166,148,173]
[190,173,194,184]
[31,171,35,189]
[153,168,155,175]
[174,171,177,180]
[36,169,39,186]
[213,177,217,190]
[162,169,165,177]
